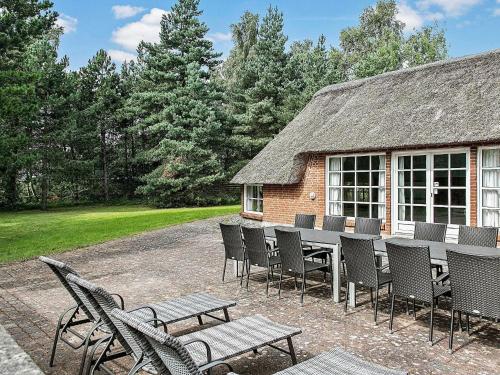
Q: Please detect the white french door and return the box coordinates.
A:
[392,149,469,235]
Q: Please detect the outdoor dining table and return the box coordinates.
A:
[263,226,380,305]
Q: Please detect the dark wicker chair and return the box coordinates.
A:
[220,223,247,284]
[241,226,281,296]
[414,222,447,242]
[447,250,500,352]
[385,243,450,344]
[354,217,382,236]
[340,236,392,324]
[322,215,347,232]
[275,229,332,305]
[458,225,498,248]
[294,213,316,229]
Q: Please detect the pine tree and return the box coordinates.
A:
[129,0,229,206]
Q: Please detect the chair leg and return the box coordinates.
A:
[466,314,470,335]
[78,321,101,375]
[286,337,297,365]
[389,294,396,333]
[344,283,349,312]
[413,299,417,320]
[449,309,455,353]
[429,301,435,345]
[278,270,284,299]
[246,264,251,291]
[222,258,227,283]
[294,275,298,290]
[370,288,374,307]
[266,267,270,297]
[300,273,306,306]
[374,286,379,325]
[406,298,409,315]
[458,311,463,332]
[329,255,334,298]
[197,316,203,325]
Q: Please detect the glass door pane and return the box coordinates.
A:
[396,154,429,222]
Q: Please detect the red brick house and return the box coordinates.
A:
[231,49,500,239]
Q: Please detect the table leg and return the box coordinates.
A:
[349,282,356,307]
[332,245,341,303]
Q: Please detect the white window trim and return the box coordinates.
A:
[243,184,263,215]
[477,145,500,227]
[324,153,387,222]
[390,147,470,235]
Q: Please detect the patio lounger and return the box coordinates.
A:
[40,256,235,373]
[67,274,255,375]
[111,307,302,375]
[229,348,407,375]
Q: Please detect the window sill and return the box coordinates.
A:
[241,211,263,221]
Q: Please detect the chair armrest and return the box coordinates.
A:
[128,305,157,320]
[376,264,390,271]
[302,244,313,250]
[183,338,212,363]
[303,249,330,258]
[433,272,449,284]
[109,293,125,309]
[198,360,234,373]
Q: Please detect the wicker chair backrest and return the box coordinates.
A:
[447,250,500,319]
[413,222,447,242]
[354,217,381,236]
[340,236,378,287]
[458,225,498,248]
[112,308,199,375]
[386,243,434,302]
[219,223,245,261]
[275,229,304,274]
[294,214,316,229]
[39,256,97,321]
[241,227,270,267]
[322,215,346,232]
[66,274,140,358]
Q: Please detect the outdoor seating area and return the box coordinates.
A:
[0,215,499,375]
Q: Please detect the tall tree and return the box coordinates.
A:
[129,0,229,206]
[0,0,57,207]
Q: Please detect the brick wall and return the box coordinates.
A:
[470,146,478,227]
[385,151,392,234]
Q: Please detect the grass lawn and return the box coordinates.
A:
[0,204,239,263]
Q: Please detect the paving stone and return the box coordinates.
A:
[0,215,499,375]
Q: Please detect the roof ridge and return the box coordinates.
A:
[314,48,500,98]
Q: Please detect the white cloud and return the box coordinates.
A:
[112,5,145,19]
[108,49,136,63]
[494,8,500,16]
[56,14,78,34]
[111,8,168,51]
[397,2,425,29]
[416,0,482,17]
[207,32,232,42]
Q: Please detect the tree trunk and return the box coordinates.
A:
[40,158,48,210]
[4,168,18,208]
[100,128,109,201]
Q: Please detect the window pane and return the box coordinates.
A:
[372,204,385,219]
[329,188,341,201]
[343,203,355,217]
[343,172,355,186]
[330,202,342,216]
[399,156,411,170]
[357,188,370,202]
[371,172,380,187]
[257,186,263,199]
[372,188,379,203]
[357,204,370,218]
[434,170,448,187]
[434,189,448,205]
[413,206,427,222]
[451,189,466,206]
[451,153,466,168]
[434,207,449,224]
[450,170,466,187]
[343,188,355,202]
[483,209,500,227]
[450,208,466,225]
[329,157,341,171]
[343,157,355,171]
[399,188,411,204]
[482,189,500,209]
[413,155,426,169]
[413,171,426,186]
[371,155,384,170]
[398,205,411,221]
[482,170,500,188]
[434,154,448,169]
[329,172,341,186]
[357,156,370,170]
[399,171,411,186]
[413,189,426,204]
[482,149,500,168]
[357,172,369,186]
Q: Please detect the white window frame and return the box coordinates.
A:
[325,153,387,222]
[391,147,470,235]
[477,145,500,227]
[243,184,263,214]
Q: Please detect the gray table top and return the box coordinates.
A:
[373,237,500,261]
[263,226,380,245]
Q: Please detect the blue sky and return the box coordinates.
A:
[53,0,500,70]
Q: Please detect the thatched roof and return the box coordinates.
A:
[232,49,500,185]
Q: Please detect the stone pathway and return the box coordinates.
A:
[0,324,43,374]
[0,215,499,375]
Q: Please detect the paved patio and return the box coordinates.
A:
[0,215,499,375]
